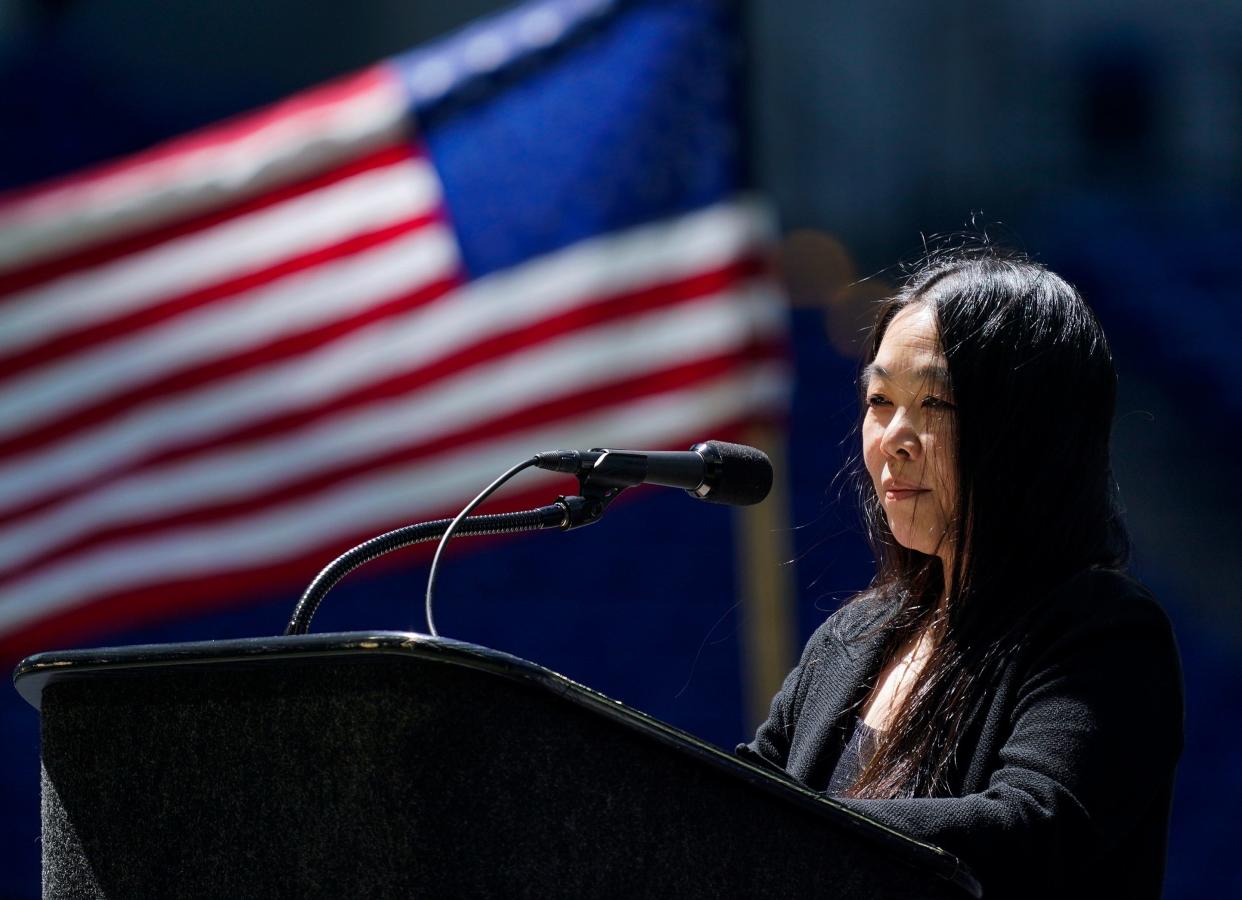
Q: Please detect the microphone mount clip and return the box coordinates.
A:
[556,450,641,529]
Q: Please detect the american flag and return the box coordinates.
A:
[0,0,789,660]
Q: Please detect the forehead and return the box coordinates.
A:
[867,304,948,383]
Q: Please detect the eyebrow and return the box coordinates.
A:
[863,362,953,388]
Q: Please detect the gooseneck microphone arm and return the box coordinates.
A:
[284,440,772,637]
[283,460,623,638]
[283,500,573,636]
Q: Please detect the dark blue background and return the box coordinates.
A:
[3,1,1239,897]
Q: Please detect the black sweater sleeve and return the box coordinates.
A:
[744,618,821,766]
[833,580,1184,897]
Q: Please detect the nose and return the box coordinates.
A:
[881,407,921,461]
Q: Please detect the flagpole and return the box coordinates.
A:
[735,420,797,730]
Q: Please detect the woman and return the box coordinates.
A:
[741,246,1184,898]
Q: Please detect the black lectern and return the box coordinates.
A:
[15,632,981,898]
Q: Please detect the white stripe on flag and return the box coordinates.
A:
[0,72,410,272]
[0,159,443,356]
[0,199,772,510]
[0,282,784,573]
[0,363,790,635]
[0,224,460,437]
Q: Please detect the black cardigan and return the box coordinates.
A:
[741,568,1184,899]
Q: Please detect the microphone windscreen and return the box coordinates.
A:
[698,440,773,506]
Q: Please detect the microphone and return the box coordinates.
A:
[534,440,773,506]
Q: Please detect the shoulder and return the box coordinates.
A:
[799,592,894,663]
[794,590,894,675]
[1015,567,1184,737]
[1026,567,1177,645]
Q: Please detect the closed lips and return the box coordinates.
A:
[883,482,929,498]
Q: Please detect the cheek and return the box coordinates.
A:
[926,445,957,510]
[861,420,884,480]
[936,460,956,494]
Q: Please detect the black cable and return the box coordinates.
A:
[424,456,540,636]
[285,452,624,637]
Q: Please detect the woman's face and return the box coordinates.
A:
[862,303,957,566]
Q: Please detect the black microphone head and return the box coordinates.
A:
[691,440,773,506]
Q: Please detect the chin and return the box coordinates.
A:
[889,529,948,559]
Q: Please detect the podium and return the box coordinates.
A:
[15,632,981,898]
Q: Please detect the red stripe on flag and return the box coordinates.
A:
[0,143,420,299]
[0,267,462,461]
[0,478,575,665]
[0,256,769,525]
[0,65,398,216]
[0,211,444,381]
[0,346,785,584]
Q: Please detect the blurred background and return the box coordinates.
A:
[2,0,1239,896]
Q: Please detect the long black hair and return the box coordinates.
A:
[844,244,1128,799]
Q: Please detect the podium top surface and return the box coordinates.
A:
[14,630,981,898]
